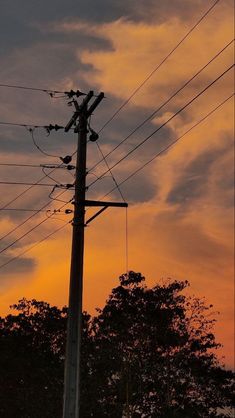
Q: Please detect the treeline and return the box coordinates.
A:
[0,272,234,417]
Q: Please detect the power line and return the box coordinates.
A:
[0,162,75,169]
[0,83,65,94]
[0,208,70,213]
[0,188,72,242]
[98,0,222,133]
[0,159,75,211]
[0,199,71,255]
[101,93,234,199]
[89,39,234,173]
[0,221,70,270]
[0,181,67,187]
[0,121,47,128]
[0,152,75,240]
[30,128,62,159]
[95,141,126,203]
[1,93,232,271]
[88,64,234,188]
[0,83,87,99]
[0,163,44,168]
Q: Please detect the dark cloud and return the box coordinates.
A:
[166,140,233,207]
[1,0,231,59]
[0,253,36,278]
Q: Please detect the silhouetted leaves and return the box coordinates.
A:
[0,273,234,417]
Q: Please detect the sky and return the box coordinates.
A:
[0,0,234,368]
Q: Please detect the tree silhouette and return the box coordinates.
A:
[91,272,234,417]
[0,272,234,417]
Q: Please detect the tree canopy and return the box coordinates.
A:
[0,272,234,417]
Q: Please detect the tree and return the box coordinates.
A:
[0,299,93,418]
[0,299,67,417]
[0,272,234,417]
[91,272,234,417]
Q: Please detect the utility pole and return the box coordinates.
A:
[63,91,127,418]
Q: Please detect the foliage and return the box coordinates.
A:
[0,272,234,417]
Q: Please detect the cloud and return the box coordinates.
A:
[0,253,36,279]
[0,0,233,368]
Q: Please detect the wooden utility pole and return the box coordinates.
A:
[63,91,127,418]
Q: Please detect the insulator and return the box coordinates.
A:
[89,130,99,142]
[60,155,72,164]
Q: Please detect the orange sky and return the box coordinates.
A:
[0,0,234,369]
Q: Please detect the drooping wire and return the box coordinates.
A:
[88,64,234,189]
[0,187,72,241]
[97,0,222,133]
[0,198,71,256]
[125,206,129,276]
[29,128,61,159]
[42,166,59,184]
[49,185,73,204]
[0,165,64,211]
[0,94,232,270]
[89,39,234,173]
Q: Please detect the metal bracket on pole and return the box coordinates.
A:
[85,200,128,225]
[64,91,94,132]
[86,207,108,225]
[84,200,128,208]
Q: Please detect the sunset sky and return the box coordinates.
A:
[0,0,234,368]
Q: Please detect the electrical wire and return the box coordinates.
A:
[88,64,234,188]
[42,167,60,184]
[0,208,68,213]
[95,142,126,203]
[0,135,76,240]
[0,199,70,255]
[0,163,76,169]
[0,168,60,211]
[125,207,129,275]
[0,187,72,242]
[0,94,232,271]
[0,163,44,168]
[88,115,126,202]
[0,181,64,187]
[2,58,225,249]
[99,93,234,199]
[29,128,61,159]
[0,83,65,94]
[98,0,222,133]
[89,39,234,173]
[0,221,70,270]
[0,121,47,128]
